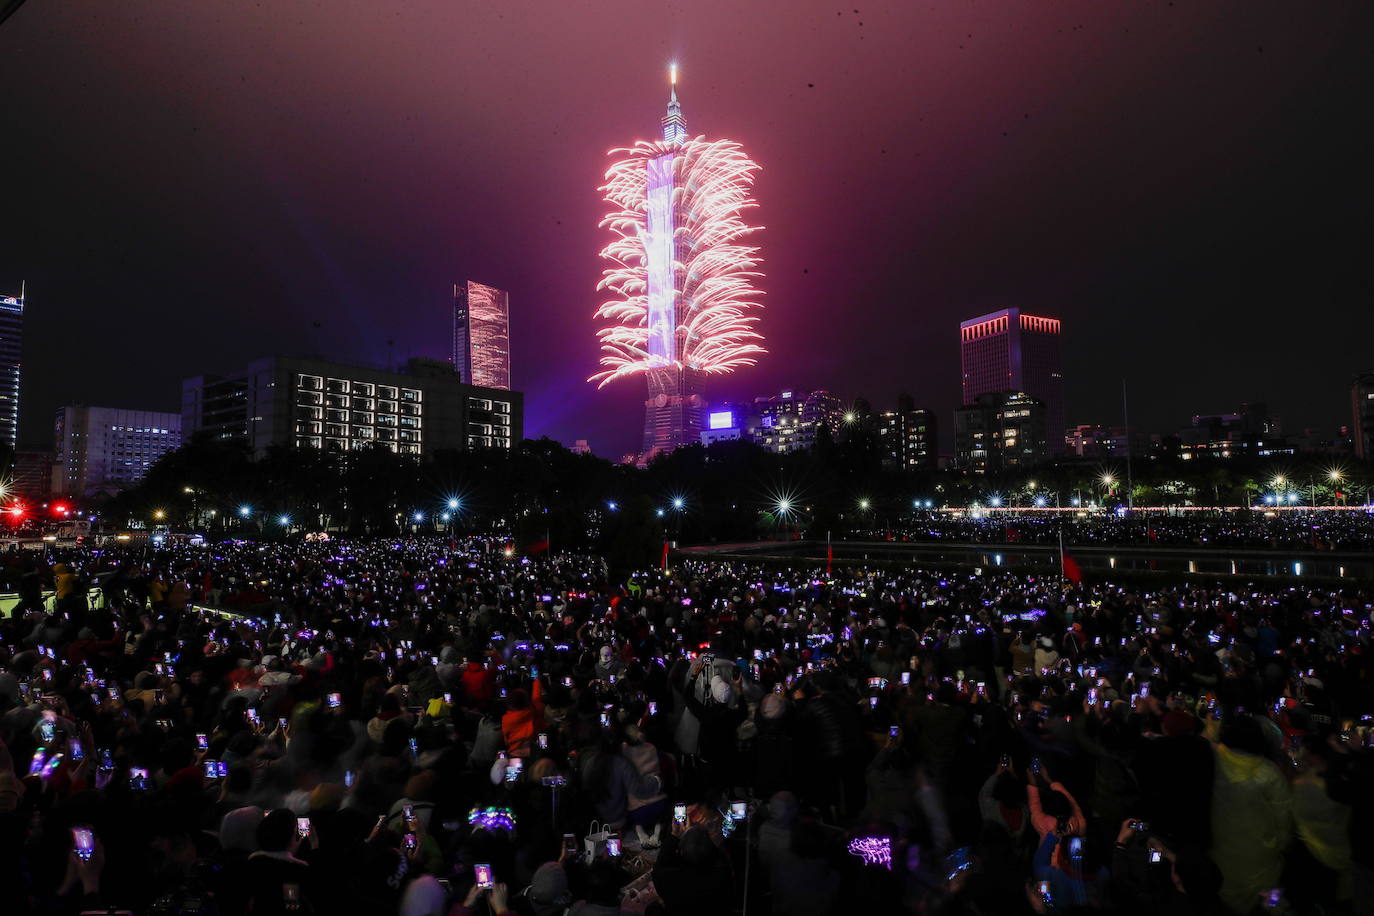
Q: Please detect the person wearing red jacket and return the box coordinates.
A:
[460,654,498,711]
[501,676,545,758]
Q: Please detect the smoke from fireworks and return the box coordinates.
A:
[591,136,764,387]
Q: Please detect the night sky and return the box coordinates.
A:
[2,1,1370,459]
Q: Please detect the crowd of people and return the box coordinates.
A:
[858,511,1374,552]
[1,536,1372,916]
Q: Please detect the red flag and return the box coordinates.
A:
[1147,528,1158,543]
[528,538,550,555]
[1062,551,1083,584]
[661,540,670,570]
[826,543,833,575]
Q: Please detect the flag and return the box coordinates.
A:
[1147,528,1158,543]
[528,538,550,555]
[1005,525,1021,543]
[1062,551,1083,584]
[826,543,834,575]
[660,540,671,570]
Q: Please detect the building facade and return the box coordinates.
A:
[1353,371,1374,460]
[10,449,53,500]
[954,391,1048,474]
[182,356,522,457]
[1175,402,1293,460]
[959,309,1064,450]
[877,394,938,471]
[453,281,511,390]
[52,407,182,497]
[0,287,24,452]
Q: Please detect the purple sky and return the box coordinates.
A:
[2,1,1370,458]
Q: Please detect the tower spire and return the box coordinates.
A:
[662,63,686,144]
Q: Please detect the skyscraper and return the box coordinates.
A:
[453,281,511,390]
[591,67,764,459]
[52,406,182,497]
[1351,370,1374,460]
[959,308,1064,448]
[0,284,24,452]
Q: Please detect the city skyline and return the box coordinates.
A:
[0,2,1370,459]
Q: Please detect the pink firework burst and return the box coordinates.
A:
[591,134,764,387]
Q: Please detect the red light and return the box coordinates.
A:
[52,503,68,515]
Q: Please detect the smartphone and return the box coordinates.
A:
[204,760,220,779]
[69,738,85,761]
[505,758,523,782]
[900,671,912,685]
[607,836,622,857]
[99,749,114,771]
[1087,688,1099,705]
[345,770,355,787]
[889,725,900,738]
[1129,820,1149,832]
[474,863,494,889]
[297,817,311,838]
[1149,848,1163,864]
[673,803,687,825]
[1138,683,1150,699]
[1264,889,1282,909]
[403,832,417,851]
[444,692,452,704]
[600,712,611,727]
[283,883,300,906]
[563,833,578,856]
[648,701,658,716]
[130,767,149,791]
[730,801,746,820]
[868,696,878,709]
[1068,837,1083,857]
[278,717,289,731]
[107,686,120,700]
[1038,880,1052,905]
[327,692,342,708]
[403,804,415,822]
[216,761,229,778]
[73,827,96,861]
[196,733,209,750]
[154,689,165,704]
[537,732,549,750]
[246,708,260,724]
[27,748,47,776]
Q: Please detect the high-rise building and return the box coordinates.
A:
[52,406,182,497]
[1176,402,1292,460]
[0,285,24,452]
[1353,371,1374,460]
[453,281,511,390]
[954,391,1048,474]
[10,449,53,500]
[182,356,522,457]
[877,394,939,471]
[591,68,764,461]
[959,309,1064,447]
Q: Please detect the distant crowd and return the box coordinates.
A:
[0,536,1372,915]
[854,511,1374,551]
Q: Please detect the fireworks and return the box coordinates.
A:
[590,76,764,389]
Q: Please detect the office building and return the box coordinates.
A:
[182,356,522,457]
[954,391,1048,473]
[10,449,53,500]
[453,281,511,390]
[0,286,24,452]
[750,389,842,455]
[877,394,938,471]
[959,309,1064,449]
[52,407,182,497]
[1064,424,1148,458]
[1176,402,1292,460]
[1353,371,1374,460]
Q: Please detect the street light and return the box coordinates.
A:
[672,497,685,510]
[238,505,252,518]
[153,509,166,521]
[607,501,618,511]
[989,495,1002,508]
[1035,495,1047,508]
[278,514,291,526]
[858,498,870,511]
[777,498,792,514]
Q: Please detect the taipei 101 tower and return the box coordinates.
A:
[591,66,765,461]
